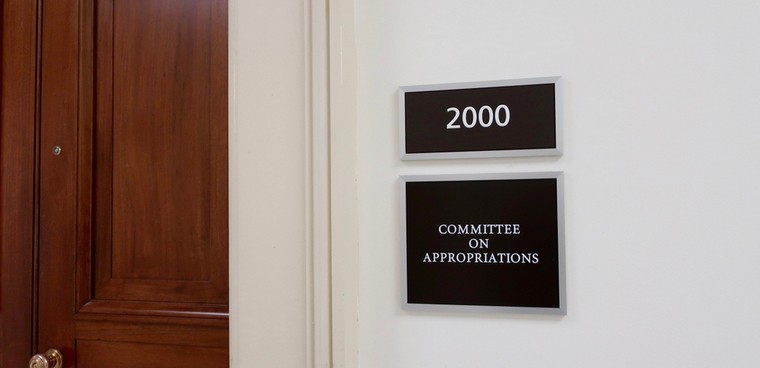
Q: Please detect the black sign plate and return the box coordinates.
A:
[399,77,561,160]
[401,172,566,314]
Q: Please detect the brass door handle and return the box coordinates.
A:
[29,349,62,368]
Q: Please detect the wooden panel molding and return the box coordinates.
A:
[74,0,228,309]
[76,340,228,368]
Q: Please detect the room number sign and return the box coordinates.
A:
[399,77,561,160]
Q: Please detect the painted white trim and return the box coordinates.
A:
[230,0,319,366]
[228,0,347,365]
[328,0,360,367]
[305,0,333,367]
[228,1,239,366]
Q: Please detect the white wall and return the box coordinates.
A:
[355,1,760,366]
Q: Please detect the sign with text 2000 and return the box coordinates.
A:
[399,77,561,160]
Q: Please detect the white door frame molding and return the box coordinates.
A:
[307,0,359,367]
[305,0,333,366]
[229,0,357,366]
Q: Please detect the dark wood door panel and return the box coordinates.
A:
[38,0,83,357]
[74,314,228,347]
[108,0,215,282]
[37,0,229,365]
[0,1,38,365]
[86,0,228,305]
[76,340,228,368]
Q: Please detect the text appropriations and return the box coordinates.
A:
[422,223,539,265]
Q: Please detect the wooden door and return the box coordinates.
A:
[1,1,38,366]
[35,0,228,366]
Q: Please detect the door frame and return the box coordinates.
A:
[227,0,358,366]
[302,0,359,366]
